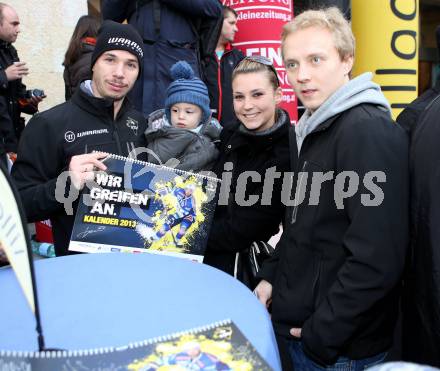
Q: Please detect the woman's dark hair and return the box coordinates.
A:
[63,15,100,67]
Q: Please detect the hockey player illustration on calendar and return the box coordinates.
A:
[69,154,219,262]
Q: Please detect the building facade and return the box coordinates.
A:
[10,1,88,112]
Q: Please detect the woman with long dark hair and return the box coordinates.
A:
[63,15,100,100]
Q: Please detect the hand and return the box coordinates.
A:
[290,327,302,338]
[5,61,28,81]
[28,94,45,107]
[24,94,46,112]
[254,279,273,309]
[68,152,108,190]
[7,152,17,162]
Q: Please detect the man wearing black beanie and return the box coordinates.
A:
[12,21,148,257]
[91,20,144,77]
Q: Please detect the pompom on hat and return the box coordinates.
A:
[165,61,211,125]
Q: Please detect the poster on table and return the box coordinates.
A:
[0,320,272,370]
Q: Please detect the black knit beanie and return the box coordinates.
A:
[91,20,144,76]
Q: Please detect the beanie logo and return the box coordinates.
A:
[107,37,144,58]
[126,117,139,136]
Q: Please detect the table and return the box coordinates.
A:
[0,253,281,370]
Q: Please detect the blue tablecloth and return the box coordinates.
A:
[0,253,281,370]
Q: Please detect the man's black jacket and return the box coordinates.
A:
[0,41,36,149]
[204,109,290,275]
[259,103,409,365]
[403,94,440,367]
[396,78,440,135]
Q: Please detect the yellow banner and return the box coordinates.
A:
[352,0,419,119]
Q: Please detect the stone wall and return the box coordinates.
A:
[10,1,88,114]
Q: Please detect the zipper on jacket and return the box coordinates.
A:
[217,56,223,122]
[291,160,307,224]
[111,119,123,155]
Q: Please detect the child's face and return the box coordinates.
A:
[170,103,202,129]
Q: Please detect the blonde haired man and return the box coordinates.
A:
[255,7,409,370]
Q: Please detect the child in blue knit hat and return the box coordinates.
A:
[145,61,221,172]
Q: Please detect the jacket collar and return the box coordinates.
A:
[290,112,341,162]
[222,43,235,56]
[0,40,13,50]
[309,112,343,135]
[71,86,133,122]
[227,108,290,150]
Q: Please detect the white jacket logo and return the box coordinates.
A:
[64,129,109,142]
[65,131,75,142]
[126,117,139,136]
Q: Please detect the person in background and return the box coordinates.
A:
[255,7,409,370]
[203,56,290,277]
[101,0,222,117]
[63,15,100,100]
[145,60,221,172]
[203,5,244,126]
[0,3,44,154]
[396,25,440,135]
[402,93,440,367]
[0,94,14,168]
[12,21,147,257]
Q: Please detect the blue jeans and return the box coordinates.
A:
[288,340,387,370]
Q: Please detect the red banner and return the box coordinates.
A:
[224,0,297,122]
[35,220,54,243]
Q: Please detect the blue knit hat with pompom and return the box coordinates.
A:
[165,61,211,125]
